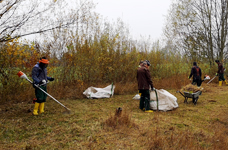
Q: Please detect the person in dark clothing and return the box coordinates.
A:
[188,62,202,87]
[215,60,228,86]
[137,60,154,113]
[32,57,54,115]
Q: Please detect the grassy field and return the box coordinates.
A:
[0,82,228,150]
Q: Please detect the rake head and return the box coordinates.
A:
[17,71,29,80]
[204,75,210,80]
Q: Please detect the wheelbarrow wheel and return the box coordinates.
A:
[193,97,198,105]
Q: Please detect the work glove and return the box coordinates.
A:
[215,73,218,76]
[39,79,46,85]
[49,77,54,81]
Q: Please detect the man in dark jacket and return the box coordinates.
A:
[32,57,54,115]
[137,60,154,113]
[215,60,228,86]
[188,62,202,87]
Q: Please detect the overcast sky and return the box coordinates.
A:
[93,0,172,40]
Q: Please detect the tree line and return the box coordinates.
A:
[0,0,226,101]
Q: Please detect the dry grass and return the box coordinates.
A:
[1,79,228,149]
[103,107,138,129]
[155,74,190,90]
[114,82,138,95]
[3,73,196,104]
[180,84,203,93]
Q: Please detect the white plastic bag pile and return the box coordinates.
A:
[150,89,178,111]
[132,89,178,111]
[83,84,115,99]
[132,94,140,100]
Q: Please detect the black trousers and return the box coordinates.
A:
[218,73,225,81]
[192,76,202,87]
[139,89,150,111]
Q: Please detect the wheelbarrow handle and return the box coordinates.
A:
[176,91,185,98]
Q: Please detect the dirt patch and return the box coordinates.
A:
[208,100,217,102]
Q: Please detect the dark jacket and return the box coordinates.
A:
[189,65,202,80]
[32,63,51,85]
[137,66,153,90]
[217,62,224,74]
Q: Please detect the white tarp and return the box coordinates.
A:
[150,89,178,111]
[132,89,178,111]
[83,84,115,99]
[132,94,140,100]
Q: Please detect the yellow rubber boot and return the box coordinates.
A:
[145,110,153,113]
[219,81,223,86]
[39,102,45,114]
[33,102,40,115]
[225,80,228,85]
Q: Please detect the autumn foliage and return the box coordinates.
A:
[0,34,220,103]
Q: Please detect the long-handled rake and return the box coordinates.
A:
[207,76,216,84]
[17,71,71,113]
[207,69,227,84]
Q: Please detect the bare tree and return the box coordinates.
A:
[164,0,228,64]
[0,0,94,42]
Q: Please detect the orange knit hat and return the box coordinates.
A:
[39,59,49,64]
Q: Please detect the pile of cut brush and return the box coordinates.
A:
[180,84,204,93]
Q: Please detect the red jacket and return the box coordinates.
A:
[137,66,153,90]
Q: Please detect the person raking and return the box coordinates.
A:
[32,57,54,115]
